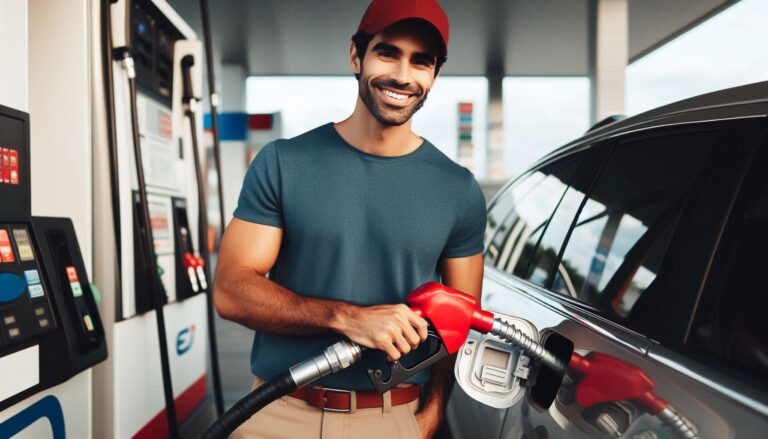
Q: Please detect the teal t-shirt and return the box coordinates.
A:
[233,122,487,389]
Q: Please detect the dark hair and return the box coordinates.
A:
[351,25,446,80]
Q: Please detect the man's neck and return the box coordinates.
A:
[334,98,423,157]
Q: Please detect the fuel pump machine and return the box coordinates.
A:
[0,104,107,437]
[91,0,222,436]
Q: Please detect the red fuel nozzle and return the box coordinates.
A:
[406,281,494,354]
[569,352,668,415]
[567,352,698,438]
[368,282,492,393]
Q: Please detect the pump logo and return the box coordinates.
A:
[176,324,196,355]
[0,395,65,439]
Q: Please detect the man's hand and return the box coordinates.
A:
[332,304,428,361]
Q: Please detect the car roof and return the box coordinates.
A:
[536,80,768,167]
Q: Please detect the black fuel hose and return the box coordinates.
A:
[203,340,363,438]
[180,54,226,417]
[202,371,296,439]
[198,0,228,242]
[119,51,180,438]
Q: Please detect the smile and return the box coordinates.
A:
[377,86,412,102]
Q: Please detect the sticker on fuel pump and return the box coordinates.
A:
[1,148,9,184]
[10,149,18,185]
[0,230,15,263]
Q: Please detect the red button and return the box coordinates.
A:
[0,230,14,263]
[195,256,205,268]
[66,266,78,282]
[184,253,196,268]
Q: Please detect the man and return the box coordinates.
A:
[214,0,486,437]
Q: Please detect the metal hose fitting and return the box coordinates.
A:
[289,341,363,387]
[658,405,698,439]
[490,318,566,374]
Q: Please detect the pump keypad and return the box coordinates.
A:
[0,223,56,350]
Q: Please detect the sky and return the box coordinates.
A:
[626,0,768,115]
[247,0,768,182]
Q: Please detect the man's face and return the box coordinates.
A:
[354,22,440,126]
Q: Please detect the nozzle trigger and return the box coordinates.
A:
[367,328,448,393]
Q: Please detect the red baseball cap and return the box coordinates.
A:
[356,0,450,57]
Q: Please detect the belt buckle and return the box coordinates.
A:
[319,386,355,413]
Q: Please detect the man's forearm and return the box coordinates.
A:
[214,267,353,335]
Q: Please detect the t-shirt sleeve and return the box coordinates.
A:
[441,173,487,258]
[232,141,283,228]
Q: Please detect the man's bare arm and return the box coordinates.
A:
[213,218,428,360]
[415,252,484,437]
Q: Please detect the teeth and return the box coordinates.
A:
[382,89,408,100]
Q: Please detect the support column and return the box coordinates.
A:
[589,0,628,123]
[486,70,505,183]
[214,64,248,231]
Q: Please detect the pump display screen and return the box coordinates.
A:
[482,347,511,369]
[12,227,34,261]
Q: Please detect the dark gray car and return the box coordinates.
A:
[446,81,768,439]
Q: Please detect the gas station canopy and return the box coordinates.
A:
[169,0,736,76]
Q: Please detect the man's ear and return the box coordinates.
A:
[349,42,361,76]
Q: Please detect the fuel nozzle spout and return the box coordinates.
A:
[489,317,567,374]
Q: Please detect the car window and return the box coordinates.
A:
[552,129,718,319]
[687,142,767,386]
[525,183,589,290]
[485,152,585,275]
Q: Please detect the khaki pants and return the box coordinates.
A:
[230,377,422,439]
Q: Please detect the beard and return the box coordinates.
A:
[358,73,429,127]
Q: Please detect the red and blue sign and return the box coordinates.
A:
[203,113,274,141]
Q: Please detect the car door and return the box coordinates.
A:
[456,118,766,439]
[445,144,595,439]
[643,123,768,438]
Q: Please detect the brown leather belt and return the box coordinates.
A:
[288,384,420,412]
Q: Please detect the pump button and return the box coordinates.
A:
[2,315,15,325]
[0,230,15,263]
[24,269,41,285]
[39,318,49,328]
[70,281,83,297]
[34,307,45,316]
[83,314,94,332]
[66,266,79,282]
[7,327,20,338]
[28,284,45,298]
[0,273,26,302]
